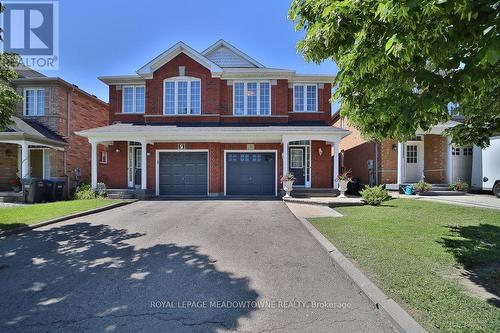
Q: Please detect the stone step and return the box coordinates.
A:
[419,190,466,196]
[106,189,137,199]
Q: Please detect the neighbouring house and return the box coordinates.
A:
[332,114,474,189]
[76,40,349,198]
[0,66,108,197]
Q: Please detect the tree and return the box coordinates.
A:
[290,0,500,147]
[0,53,22,130]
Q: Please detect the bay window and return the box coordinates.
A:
[123,86,145,113]
[233,81,270,115]
[24,88,45,116]
[164,77,201,115]
[293,84,317,112]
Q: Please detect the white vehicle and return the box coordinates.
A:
[472,136,500,198]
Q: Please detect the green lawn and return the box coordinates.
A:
[0,199,123,231]
[310,199,500,333]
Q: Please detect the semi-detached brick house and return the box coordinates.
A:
[332,115,474,189]
[77,40,349,197]
[0,66,108,196]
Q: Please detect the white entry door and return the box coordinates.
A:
[452,146,472,183]
[405,142,423,182]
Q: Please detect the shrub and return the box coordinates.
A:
[95,182,107,197]
[451,180,469,192]
[413,180,431,193]
[73,184,96,200]
[360,185,390,206]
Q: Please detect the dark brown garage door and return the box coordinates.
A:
[226,152,276,196]
[158,152,208,196]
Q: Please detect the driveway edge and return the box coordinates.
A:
[296,215,427,333]
[1,200,137,236]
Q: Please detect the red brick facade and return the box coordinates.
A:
[94,49,337,194]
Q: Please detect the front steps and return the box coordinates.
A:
[288,188,340,198]
[393,183,467,196]
[106,189,152,200]
[0,191,23,203]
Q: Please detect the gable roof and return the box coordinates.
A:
[137,41,223,78]
[202,39,264,68]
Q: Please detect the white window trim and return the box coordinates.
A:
[293,84,318,112]
[122,85,145,114]
[23,88,45,116]
[163,76,202,115]
[232,81,271,116]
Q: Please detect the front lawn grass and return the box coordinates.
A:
[310,199,500,333]
[0,199,123,231]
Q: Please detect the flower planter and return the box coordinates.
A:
[283,180,294,198]
[338,179,349,198]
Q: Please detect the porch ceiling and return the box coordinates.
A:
[76,124,351,144]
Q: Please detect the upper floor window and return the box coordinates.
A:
[294,84,317,112]
[164,77,201,115]
[24,88,45,116]
[122,86,145,113]
[233,81,270,116]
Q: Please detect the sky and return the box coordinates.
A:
[39,0,338,103]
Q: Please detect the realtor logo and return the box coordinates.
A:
[1,0,59,69]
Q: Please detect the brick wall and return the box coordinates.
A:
[380,139,398,184]
[311,140,332,187]
[423,134,447,183]
[0,144,19,191]
[333,118,376,184]
[66,89,108,186]
[97,141,342,194]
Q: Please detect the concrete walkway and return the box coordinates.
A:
[413,193,500,210]
[0,200,396,333]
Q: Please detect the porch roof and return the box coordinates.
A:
[0,117,67,149]
[76,123,350,144]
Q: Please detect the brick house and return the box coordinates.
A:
[77,40,349,197]
[332,115,473,188]
[0,66,108,196]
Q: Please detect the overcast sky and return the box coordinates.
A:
[39,0,338,102]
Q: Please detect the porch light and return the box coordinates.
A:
[115,148,121,153]
[392,144,397,151]
[318,147,323,156]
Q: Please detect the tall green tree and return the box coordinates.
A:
[290,0,500,147]
[0,52,22,130]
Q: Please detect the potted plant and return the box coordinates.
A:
[281,172,296,198]
[336,170,352,198]
[451,180,469,193]
[413,180,431,195]
[10,177,21,192]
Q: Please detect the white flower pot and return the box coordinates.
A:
[283,180,294,198]
[338,179,349,198]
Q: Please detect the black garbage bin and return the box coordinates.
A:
[21,178,44,203]
[53,179,65,201]
[347,177,361,195]
[43,179,55,202]
[43,178,66,202]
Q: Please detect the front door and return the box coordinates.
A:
[289,147,305,186]
[30,150,43,179]
[405,143,423,182]
[134,147,142,187]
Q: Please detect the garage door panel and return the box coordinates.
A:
[158,152,208,196]
[226,152,275,196]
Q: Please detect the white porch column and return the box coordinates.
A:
[282,139,289,188]
[140,140,147,190]
[333,141,339,189]
[20,142,30,178]
[447,137,453,184]
[90,140,98,189]
[397,142,404,184]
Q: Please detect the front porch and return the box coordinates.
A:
[0,117,68,200]
[76,124,350,198]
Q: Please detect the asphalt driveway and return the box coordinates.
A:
[0,200,397,333]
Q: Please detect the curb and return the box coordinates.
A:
[297,215,427,333]
[1,200,137,236]
[282,197,365,208]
